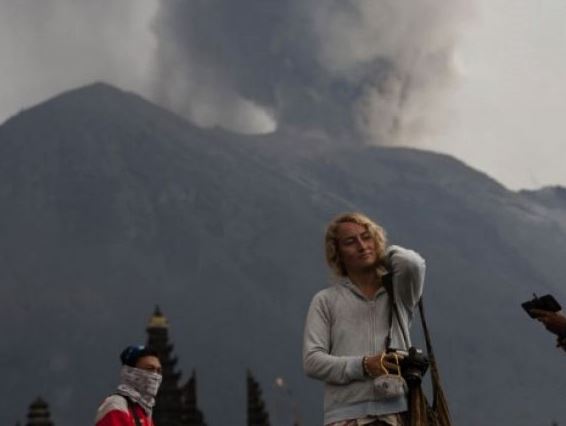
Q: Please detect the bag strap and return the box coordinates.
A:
[417,298,452,424]
[115,394,142,426]
[417,297,434,362]
[383,278,453,424]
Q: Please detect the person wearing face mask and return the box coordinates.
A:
[95,345,163,426]
[303,212,426,426]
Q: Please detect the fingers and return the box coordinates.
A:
[529,308,550,319]
[382,360,399,373]
[380,353,402,374]
[365,353,402,377]
[556,336,566,350]
[530,309,554,325]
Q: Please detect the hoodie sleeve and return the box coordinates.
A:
[303,291,365,385]
[386,245,426,311]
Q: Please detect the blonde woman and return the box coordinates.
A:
[303,212,426,426]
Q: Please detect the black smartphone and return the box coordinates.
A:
[522,293,562,318]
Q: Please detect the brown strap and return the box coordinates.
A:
[417,298,434,360]
[417,297,453,425]
[385,285,453,425]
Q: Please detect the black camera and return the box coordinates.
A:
[389,347,430,386]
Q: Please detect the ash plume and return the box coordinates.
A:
[0,0,471,145]
[151,0,471,143]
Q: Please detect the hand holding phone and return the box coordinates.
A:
[522,293,566,338]
[521,293,561,319]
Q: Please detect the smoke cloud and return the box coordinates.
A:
[151,0,471,143]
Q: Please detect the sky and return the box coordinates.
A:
[0,0,565,190]
[424,0,566,190]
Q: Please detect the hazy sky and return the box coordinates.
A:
[0,0,565,190]
[424,0,566,189]
[0,0,157,121]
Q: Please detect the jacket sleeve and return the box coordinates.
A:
[303,292,365,385]
[387,245,426,311]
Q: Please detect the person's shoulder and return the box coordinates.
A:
[95,394,128,422]
[98,394,128,410]
[314,284,341,298]
[310,284,344,306]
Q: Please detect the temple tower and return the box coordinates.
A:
[181,370,207,426]
[247,370,270,426]
[25,397,54,426]
[146,306,206,426]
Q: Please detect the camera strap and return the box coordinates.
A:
[383,272,410,350]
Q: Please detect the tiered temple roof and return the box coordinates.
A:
[25,397,54,426]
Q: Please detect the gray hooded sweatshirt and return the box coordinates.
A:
[303,245,425,425]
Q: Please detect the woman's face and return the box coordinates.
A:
[335,222,377,274]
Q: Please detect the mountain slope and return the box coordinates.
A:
[2,83,566,426]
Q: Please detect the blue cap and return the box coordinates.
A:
[120,345,157,367]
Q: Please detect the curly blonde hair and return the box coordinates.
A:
[324,212,388,276]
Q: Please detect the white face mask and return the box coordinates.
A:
[121,365,162,397]
[117,365,163,413]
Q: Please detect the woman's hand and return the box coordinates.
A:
[363,352,402,377]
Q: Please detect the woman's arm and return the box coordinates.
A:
[387,245,426,311]
[303,293,365,385]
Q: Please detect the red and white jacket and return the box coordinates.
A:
[95,395,155,426]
